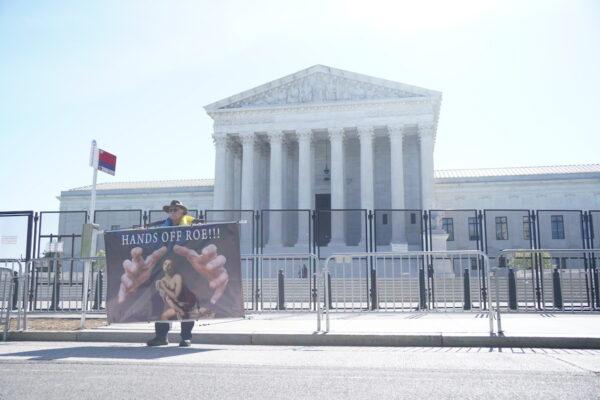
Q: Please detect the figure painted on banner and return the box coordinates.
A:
[115,200,230,347]
[155,259,197,320]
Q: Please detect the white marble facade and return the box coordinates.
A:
[205,65,442,249]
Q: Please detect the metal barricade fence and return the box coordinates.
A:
[25,254,320,324]
[1,260,26,340]
[492,249,600,315]
[318,250,494,335]
[27,256,106,316]
[242,253,320,311]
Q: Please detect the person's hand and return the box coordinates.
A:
[173,244,228,304]
[118,246,167,303]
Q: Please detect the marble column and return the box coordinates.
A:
[358,127,374,210]
[388,126,407,248]
[268,132,284,246]
[225,142,236,210]
[297,130,312,245]
[329,128,346,246]
[212,134,228,210]
[240,133,255,211]
[419,124,435,211]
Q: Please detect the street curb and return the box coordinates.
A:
[6,331,600,349]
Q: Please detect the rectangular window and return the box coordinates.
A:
[410,213,416,224]
[382,214,388,225]
[110,225,120,231]
[522,216,531,241]
[442,218,454,241]
[551,215,565,239]
[495,217,508,240]
[468,217,479,241]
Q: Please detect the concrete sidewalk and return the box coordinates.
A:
[7,312,600,348]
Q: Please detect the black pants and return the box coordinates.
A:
[155,321,194,340]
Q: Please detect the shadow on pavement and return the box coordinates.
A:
[0,346,217,361]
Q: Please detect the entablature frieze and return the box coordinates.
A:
[209,98,435,127]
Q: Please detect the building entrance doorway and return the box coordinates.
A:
[315,194,331,246]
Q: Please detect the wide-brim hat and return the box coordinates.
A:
[163,200,188,214]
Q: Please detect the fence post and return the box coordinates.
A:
[50,259,61,311]
[327,272,332,309]
[370,267,378,310]
[277,269,285,310]
[463,268,471,310]
[508,268,517,310]
[93,270,103,310]
[593,267,600,310]
[418,266,427,310]
[11,271,19,310]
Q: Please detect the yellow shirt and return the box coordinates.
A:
[178,215,196,226]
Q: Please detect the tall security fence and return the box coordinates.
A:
[1,208,598,322]
[2,208,597,262]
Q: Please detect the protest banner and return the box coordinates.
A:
[105,222,243,323]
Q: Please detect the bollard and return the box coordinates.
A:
[277,269,285,310]
[418,267,427,310]
[463,268,471,310]
[327,272,333,309]
[552,268,563,310]
[11,271,19,310]
[593,267,600,310]
[93,270,103,310]
[370,267,378,310]
[508,268,517,310]
[50,260,61,311]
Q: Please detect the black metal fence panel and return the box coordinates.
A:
[37,211,87,259]
[315,209,368,258]
[427,210,480,252]
[259,209,312,254]
[535,210,585,253]
[204,210,255,255]
[483,209,533,266]
[0,211,33,261]
[373,209,424,252]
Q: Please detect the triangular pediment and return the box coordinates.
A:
[205,65,440,111]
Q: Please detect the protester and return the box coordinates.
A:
[146,200,198,346]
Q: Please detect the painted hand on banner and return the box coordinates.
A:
[173,244,229,304]
[118,246,168,303]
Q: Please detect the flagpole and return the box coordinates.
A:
[89,140,98,223]
[82,140,98,329]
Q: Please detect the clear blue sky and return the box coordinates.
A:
[1,0,599,212]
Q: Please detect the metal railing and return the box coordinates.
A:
[491,249,600,335]
[318,250,494,335]
[27,256,105,319]
[242,253,320,311]
[1,260,25,340]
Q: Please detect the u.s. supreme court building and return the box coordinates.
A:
[57,65,600,264]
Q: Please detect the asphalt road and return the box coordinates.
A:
[0,342,599,400]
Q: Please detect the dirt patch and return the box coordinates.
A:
[9,318,107,331]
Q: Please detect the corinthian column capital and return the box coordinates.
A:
[357,126,375,140]
[267,131,285,143]
[387,126,406,144]
[296,129,313,142]
[212,134,228,147]
[239,132,256,146]
[328,128,346,142]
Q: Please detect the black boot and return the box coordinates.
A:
[147,337,169,346]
